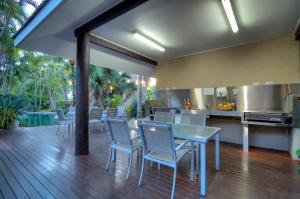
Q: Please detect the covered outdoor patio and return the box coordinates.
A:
[1,127,299,199]
[8,0,300,198]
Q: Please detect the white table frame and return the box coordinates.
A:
[172,125,221,197]
[129,120,221,197]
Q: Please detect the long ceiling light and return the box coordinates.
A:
[221,0,239,33]
[133,32,165,52]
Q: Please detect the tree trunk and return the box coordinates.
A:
[34,78,37,111]
[136,74,143,118]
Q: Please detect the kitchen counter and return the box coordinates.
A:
[208,110,243,117]
[180,109,243,118]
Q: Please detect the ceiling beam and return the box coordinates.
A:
[74,0,148,37]
[295,25,300,40]
[89,33,157,65]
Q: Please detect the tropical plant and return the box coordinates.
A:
[89,65,136,108]
[0,94,27,128]
[0,109,17,129]
[108,95,123,108]
[1,1,139,115]
[1,0,39,95]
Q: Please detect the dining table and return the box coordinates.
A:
[128,119,222,197]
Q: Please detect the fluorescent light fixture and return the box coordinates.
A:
[133,32,165,52]
[221,0,239,33]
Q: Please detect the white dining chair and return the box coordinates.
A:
[89,108,103,133]
[179,112,207,177]
[138,121,192,199]
[56,108,74,136]
[153,111,175,123]
[107,108,117,118]
[105,118,142,180]
[116,105,126,118]
[153,111,175,170]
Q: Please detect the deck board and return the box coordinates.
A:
[0,126,300,199]
[0,150,42,199]
[0,162,16,199]
[0,160,28,198]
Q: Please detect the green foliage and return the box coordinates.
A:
[1,1,137,115]
[0,94,27,129]
[108,95,123,108]
[131,99,138,118]
[89,66,136,108]
[0,94,28,112]
[147,86,156,100]
[296,149,300,157]
[0,109,17,129]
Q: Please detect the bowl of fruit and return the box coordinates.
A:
[217,102,234,111]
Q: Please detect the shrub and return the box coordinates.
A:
[0,95,28,129]
[108,95,123,108]
[0,109,17,129]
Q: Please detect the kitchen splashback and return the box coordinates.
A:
[156,84,300,113]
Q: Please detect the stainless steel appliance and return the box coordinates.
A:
[242,112,293,127]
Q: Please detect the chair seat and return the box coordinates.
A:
[89,119,101,123]
[175,139,194,147]
[113,138,142,152]
[144,145,189,164]
[129,129,139,139]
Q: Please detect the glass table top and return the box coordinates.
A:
[128,120,221,143]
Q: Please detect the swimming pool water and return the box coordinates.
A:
[18,112,59,127]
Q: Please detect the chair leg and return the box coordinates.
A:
[171,167,177,199]
[112,149,116,162]
[190,141,194,181]
[56,124,60,135]
[158,163,160,171]
[63,122,66,137]
[67,123,70,136]
[150,161,153,167]
[138,155,145,186]
[106,147,113,170]
[126,153,133,180]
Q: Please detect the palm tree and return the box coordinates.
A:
[89,65,136,108]
[0,0,39,94]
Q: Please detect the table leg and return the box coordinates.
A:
[190,141,194,181]
[215,133,220,171]
[200,143,206,197]
[243,124,249,152]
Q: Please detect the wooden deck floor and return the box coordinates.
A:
[0,126,299,199]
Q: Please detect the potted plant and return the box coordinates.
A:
[0,95,27,129]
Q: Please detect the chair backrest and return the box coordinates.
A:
[107,108,117,118]
[106,118,131,144]
[68,106,75,113]
[180,112,206,126]
[56,109,66,121]
[154,111,174,123]
[90,108,103,120]
[139,121,176,160]
[116,106,126,118]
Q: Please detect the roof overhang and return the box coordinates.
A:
[14,0,156,77]
[14,0,300,76]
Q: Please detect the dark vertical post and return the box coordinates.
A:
[75,33,90,155]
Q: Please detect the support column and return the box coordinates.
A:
[75,33,90,155]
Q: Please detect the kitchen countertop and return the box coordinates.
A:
[208,110,243,117]
[180,109,243,117]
